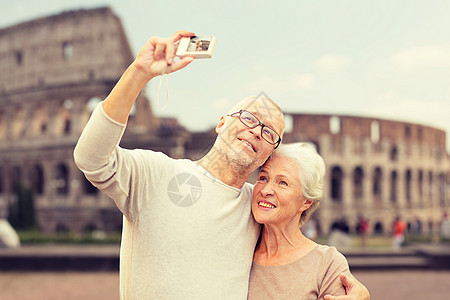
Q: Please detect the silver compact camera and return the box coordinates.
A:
[176,35,217,59]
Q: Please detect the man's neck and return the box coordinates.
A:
[196,149,254,189]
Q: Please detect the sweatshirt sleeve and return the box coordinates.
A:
[74,102,125,171]
[73,102,134,218]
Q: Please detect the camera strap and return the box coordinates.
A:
[156,73,169,110]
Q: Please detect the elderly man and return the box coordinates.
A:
[74,31,369,299]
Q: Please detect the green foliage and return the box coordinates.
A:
[17,230,121,244]
[403,234,435,245]
[8,183,37,230]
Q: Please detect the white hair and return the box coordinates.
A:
[270,142,326,227]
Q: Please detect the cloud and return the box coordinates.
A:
[211,97,232,111]
[314,54,349,72]
[245,76,280,91]
[368,92,449,131]
[244,74,315,92]
[390,45,450,70]
[292,74,315,89]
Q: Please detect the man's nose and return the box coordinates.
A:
[249,125,261,140]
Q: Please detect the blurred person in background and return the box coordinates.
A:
[440,212,450,240]
[357,216,369,248]
[392,216,407,251]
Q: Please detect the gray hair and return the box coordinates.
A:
[227,95,285,136]
[270,142,325,227]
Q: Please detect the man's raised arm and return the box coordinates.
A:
[73,31,195,174]
[102,31,196,124]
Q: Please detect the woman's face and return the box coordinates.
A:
[252,155,311,227]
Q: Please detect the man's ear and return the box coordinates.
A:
[215,116,226,134]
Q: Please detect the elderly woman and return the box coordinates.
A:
[248,143,353,299]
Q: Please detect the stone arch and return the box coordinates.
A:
[372,167,382,199]
[405,169,412,206]
[15,50,23,66]
[427,219,434,235]
[0,109,6,140]
[418,170,424,207]
[428,171,433,202]
[54,163,69,195]
[331,166,343,202]
[55,100,73,136]
[31,104,48,136]
[373,221,384,234]
[30,164,44,195]
[11,165,22,191]
[390,170,398,203]
[390,146,398,161]
[330,218,350,234]
[439,173,446,207]
[353,166,364,201]
[12,105,26,139]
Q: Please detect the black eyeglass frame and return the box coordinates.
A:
[228,110,281,149]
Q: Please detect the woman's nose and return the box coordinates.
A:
[260,183,275,197]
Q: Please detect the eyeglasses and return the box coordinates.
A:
[228,110,281,148]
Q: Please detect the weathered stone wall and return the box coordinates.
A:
[284,113,449,235]
[0,7,169,233]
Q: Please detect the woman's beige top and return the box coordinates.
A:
[248,244,349,299]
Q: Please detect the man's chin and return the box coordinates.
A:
[233,155,262,172]
[227,152,251,167]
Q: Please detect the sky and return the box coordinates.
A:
[1,0,450,150]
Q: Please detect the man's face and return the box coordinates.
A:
[215,97,285,171]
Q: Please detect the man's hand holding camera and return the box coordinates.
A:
[103,31,195,123]
[131,31,196,81]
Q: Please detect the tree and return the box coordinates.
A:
[8,183,37,230]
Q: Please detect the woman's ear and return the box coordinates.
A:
[300,199,312,212]
[215,116,226,134]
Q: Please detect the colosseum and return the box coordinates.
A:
[282,113,449,235]
[0,7,448,236]
[0,7,205,233]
